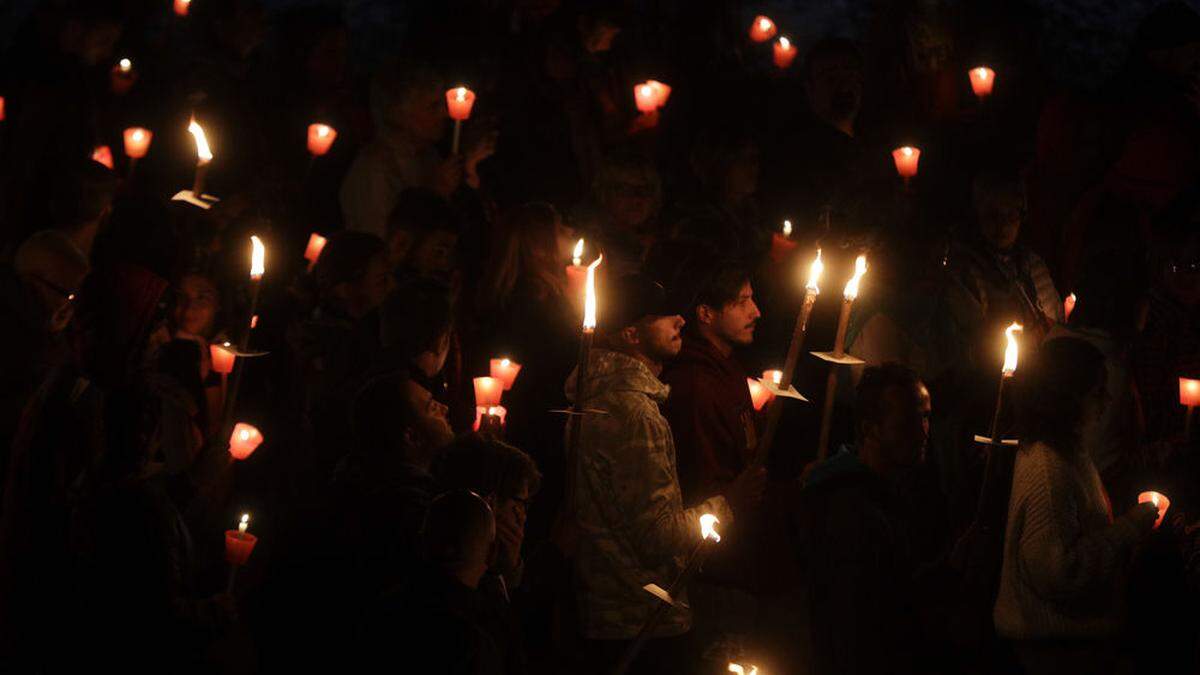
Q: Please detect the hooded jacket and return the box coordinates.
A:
[566,348,732,640]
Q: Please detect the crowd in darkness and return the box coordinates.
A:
[2,0,1200,673]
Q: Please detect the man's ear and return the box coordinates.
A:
[619,323,640,347]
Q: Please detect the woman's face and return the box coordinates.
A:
[173,274,219,338]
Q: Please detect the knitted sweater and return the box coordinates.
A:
[993,442,1147,640]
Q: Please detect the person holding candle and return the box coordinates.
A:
[994,338,1158,674]
[567,273,764,672]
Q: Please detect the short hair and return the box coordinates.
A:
[50,159,119,230]
[1017,337,1106,455]
[421,490,495,571]
[433,433,542,501]
[386,188,459,241]
[379,278,454,360]
[803,37,863,81]
[855,362,924,439]
[313,231,386,293]
[694,258,751,313]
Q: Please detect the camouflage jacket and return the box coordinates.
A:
[565,349,732,640]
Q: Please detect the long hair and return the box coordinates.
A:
[476,202,565,313]
[1017,336,1106,456]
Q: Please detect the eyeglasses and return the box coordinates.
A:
[29,275,76,302]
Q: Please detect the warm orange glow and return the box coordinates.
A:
[123,127,152,159]
[174,0,191,16]
[187,117,213,164]
[0,96,6,122]
[635,83,657,113]
[228,423,263,460]
[1138,491,1171,529]
[118,58,132,73]
[583,255,603,330]
[749,15,777,42]
[763,370,783,386]
[473,376,504,408]
[699,514,721,543]
[306,123,338,156]
[445,86,476,120]
[472,405,508,431]
[249,236,265,280]
[647,80,672,108]
[806,248,824,293]
[774,36,797,68]
[781,219,792,237]
[304,233,328,268]
[238,513,250,534]
[843,255,868,301]
[91,145,114,170]
[210,342,236,374]
[969,66,996,98]
[1002,322,1023,375]
[572,238,585,266]
[747,378,772,411]
[1063,292,1077,322]
[728,665,759,675]
[490,358,523,390]
[1181,377,1200,407]
[892,146,921,178]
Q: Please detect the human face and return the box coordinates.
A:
[397,86,447,144]
[408,230,458,279]
[876,383,932,470]
[806,53,863,132]
[639,314,685,361]
[705,281,760,347]
[173,274,219,338]
[975,188,1023,251]
[401,379,455,452]
[604,173,657,231]
[354,253,395,315]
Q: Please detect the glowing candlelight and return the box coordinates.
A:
[174,0,191,16]
[306,123,338,157]
[473,376,504,408]
[647,80,672,108]
[892,146,920,181]
[770,220,798,262]
[699,513,721,542]
[490,358,522,390]
[749,15,777,42]
[0,96,5,122]
[1181,377,1200,439]
[250,235,265,280]
[572,238,584,266]
[1063,292,1076,322]
[969,66,995,99]
[304,232,328,271]
[123,127,152,159]
[446,86,476,121]
[583,254,603,331]
[225,512,258,592]
[210,342,236,375]
[774,36,798,69]
[782,220,792,237]
[91,145,114,170]
[238,513,249,535]
[1138,491,1171,529]
[763,369,783,386]
[728,665,758,675]
[472,405,508,432]
[747,377,773,411]
[843,254,868,301]
[635,82,658,114]
[228,423,263,460]
[1002,321,1022,376]
[188,117,213,195]
[806,248,824,293]
[567,239,588,302]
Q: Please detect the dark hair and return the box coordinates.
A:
[379,278,454,360]
[694,258,751,313]
[351,372,417,455]
[313,231,386,293]
[803,37,863,81]
[386,188,459,241]
[421,490,494,570]
[51,159,119,229]
[855,362,924,441]
[433,434,542,501]
[1017,337,1106,454]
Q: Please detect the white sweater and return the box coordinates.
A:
[993,442,1146,640]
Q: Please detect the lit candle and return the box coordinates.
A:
[763,369,783,386]
[306,123,337,157]
[748,15,777,42]
[747,377,773,412]
[985,322,1023,443]
[816,254,868,460]
[303,232,328,271]
[892,146,921,183]
[473,376,504,408]
[110,57,135,95]
[1138,491,1171,530]
[210,342,236,375]
[225,513,258,592]
[969,66,996,100]
[1181,377,1200,439]
[472,405,508,432]
[250,235,265,281]
[174,0,191,16]
[647,80,672,108]
[634,82,658,114]
[566,238,588,302]
[91,145,114,170]
[445,86,476,154]
[565,255,603,483]
[0,96,5,121]
[770,219,798,262]
[728,664,759,675]
[774,36,798,69]
[123,127,152,174]
[219,237,266,439]
[1063,292,1076,322]
[187,117,213,196]
[490,358,523,391]
[228,422,263,460]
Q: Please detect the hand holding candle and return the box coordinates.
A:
[1138,491,1171,529]
[490,358,522,390]
[969,66,996,100]
[473,405,508,433]
[446,86,477,154]
[306,123,337,157]
[749,15,777,42]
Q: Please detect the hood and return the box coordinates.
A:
[565,348,669,407]
[669,333,746,382]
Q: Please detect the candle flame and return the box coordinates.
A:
[250,235,265,279]
[455,87,467,102]
[240,513,249,525]
[583,254,603,330]
[188,117,213,164]
[118,58,132,72]
[316,124,330,138]
[843,254,868,300]
[1183,377,1200,406]
[132,129,145,142]
[759,18,770,31]
[728,665,758,675]
[806,248,824,293]
[572,238,584,266]
[640,84,654,99]
[700,513,721,543]
[974,67,991,81]
[239,428,250,441]
[1002,322,1023,375]
[782,220,792,237]
[779,36,790,50]
[902,146,914,157]
[766,370,782,385]
[238,512,250,534]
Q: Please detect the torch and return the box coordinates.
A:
[814,254,868,460]
[187,117,213,197]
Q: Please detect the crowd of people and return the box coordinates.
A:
[1,0,1199,673]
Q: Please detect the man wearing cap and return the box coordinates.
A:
[566,273,766,672]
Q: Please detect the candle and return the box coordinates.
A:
[986,322,1023,442]
[474,376,504,408]
[472,405,508,432]
[210,342,236,375]
[123,127,152,159]
[756,249,823,463]
[816,254,868,460]
[566,238,587,302]
[774,36,798,69]
[303,232,328,271]
[91,145,114,170]
[770,219,798,262]
[490,358,522,390]
[1138,491,1171,530]
[228,422,263,460]
[225,513,258,592]
[565,255,604,516]
[647,80,672,108]
[1063,292,1076,322]
[1181,377,1200,439]
[219,236,266,440]
[969,66,996,100]
[634,82,658,114]
[748,15,777,42]
[0,96,5,121]
[174,0,191,16]
[446,86,476,154]
[250,315,259,329]
[250,235,265,281]
[892,146,921,182]
[187,117,213,196]
[110,57,135,95]
[747,377,773,412]
[306,123,337,157]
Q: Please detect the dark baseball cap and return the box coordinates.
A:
[598,273,684,331]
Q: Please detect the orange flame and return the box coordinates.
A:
[250,236,265,279]
[700,514,721,543]
[188,117,213,164]
[806,248,824,293]
[1002,322,1023,375]
[583,255,603,330]
[843,254,868,300]
[782,219,792,237]
[572,238,584,266]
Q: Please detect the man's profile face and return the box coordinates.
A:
[876,382,932,469]
[706,281,760,347]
